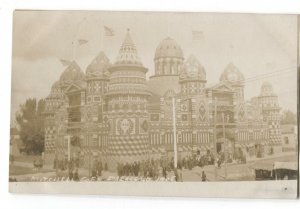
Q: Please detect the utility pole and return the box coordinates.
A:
[55,150,58,177]
[67,135,71,161]
[222,112,228,180]
[172,97,177,169]
[214,97,217,181]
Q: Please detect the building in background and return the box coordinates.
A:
[10,127,22,159]
[281,125,298,152]
[43,30,283,170]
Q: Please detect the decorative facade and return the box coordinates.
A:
[44,30,282,169]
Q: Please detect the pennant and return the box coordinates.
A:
[78,39,88,46]
[192,30,204,41]
[104,26,114,36]
[60,59,72,66]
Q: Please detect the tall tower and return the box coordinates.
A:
[43,81,65,164]
[258,82,281,150]
[106,30,151,169]
[179,55,206,97]
[148,37,184,96]
[154,37,184,76]
[220,62,246,122]
[179,54,210,154]
[44,61,85,163]
[218,63,246,154]
[179,54,207,123]
[83,52,111,160]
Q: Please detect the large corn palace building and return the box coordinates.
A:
[43,30,282,169]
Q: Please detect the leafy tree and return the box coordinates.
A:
[280,110,297,125]
[15,98,45,155]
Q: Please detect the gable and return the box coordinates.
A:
[65,83,83,93]
[210,82,234,92]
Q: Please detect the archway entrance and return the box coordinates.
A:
[216,142,223,154]
[215,128,236,163]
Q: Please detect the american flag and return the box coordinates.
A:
[192,30,204,41]
[60,59,72,66]
[77,39,88,46]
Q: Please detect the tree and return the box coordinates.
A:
[15,98,45,155]
[280,110,297,125]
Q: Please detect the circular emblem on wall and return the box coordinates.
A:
[117,118,134,135]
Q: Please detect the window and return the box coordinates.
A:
[150,114,159,121]
[93,138,98,147]
[284,136,289,145]
[94,96,101,102]
[182,114,188,121]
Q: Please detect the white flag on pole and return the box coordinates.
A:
[192,30,204,41]
[78,39,88,46]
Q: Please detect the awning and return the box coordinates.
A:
[250,163,274,170]
[273,162,297,171]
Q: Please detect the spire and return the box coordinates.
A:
[115,29,143,66]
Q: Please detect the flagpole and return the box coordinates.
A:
[172,97,177,169]
[68,135,71,161]
[101,25,104,51]
[167,13,170,37]
[72,40,76,61]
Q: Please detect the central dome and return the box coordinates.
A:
[154,37,184,60]
[153,37,184,76]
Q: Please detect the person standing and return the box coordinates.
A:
[201,171,207,182]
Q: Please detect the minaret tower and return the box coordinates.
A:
[106,29,151,169]
[258,82,281,149]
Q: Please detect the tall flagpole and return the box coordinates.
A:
[222,112,228,180]
[100,23,104,51]
[214,97,217,180]
[172,97,177,169]
[72,40,77,61]
[68,135,71,161]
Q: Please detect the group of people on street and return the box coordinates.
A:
[117,159,164,179]
[33,157,43,171]
[51,147,247,181]
[53,157,81,180]
[91,159,108,179]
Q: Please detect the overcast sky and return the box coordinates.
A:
[11,11,298,123]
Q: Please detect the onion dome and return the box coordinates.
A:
[260,81,275,96]
[114,29,143,67]
[220,62,245,84]
[86,51,110,80]
[180,55,206,81]
[47,81,64,99]
[154,37,183,60]
[59,61,85,85]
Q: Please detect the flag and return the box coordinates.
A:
[60,59,72,66]
[104,26,114,36]
[192,30,204,41]
[78,39,88,46]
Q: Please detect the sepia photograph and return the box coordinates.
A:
[9,10,299,198]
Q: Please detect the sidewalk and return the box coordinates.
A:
[245,151,297,163]
[12,161,53,169]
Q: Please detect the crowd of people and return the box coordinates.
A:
[114,150,221,181]
[51,148,246,181]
